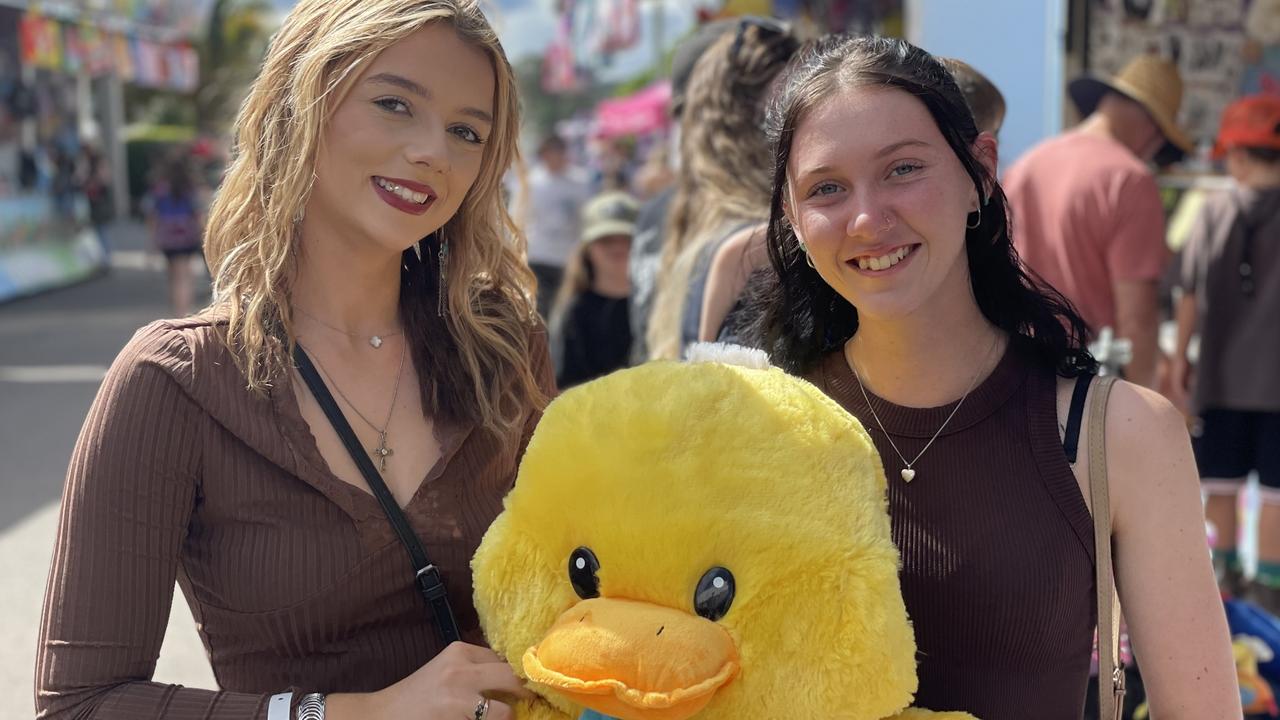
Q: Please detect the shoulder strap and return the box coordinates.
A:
[291,345,461,646]
[1088,375,1125,720]
[1063,372,1092,463]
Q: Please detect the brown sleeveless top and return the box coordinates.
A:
[804,339,1095,720]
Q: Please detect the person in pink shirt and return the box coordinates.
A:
[1004,55,1193,388]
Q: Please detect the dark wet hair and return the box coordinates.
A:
[742,34,1096,378]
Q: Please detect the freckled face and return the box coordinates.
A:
[307,23,496,255]
[786,86,985,321]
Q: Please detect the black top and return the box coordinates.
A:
[555,290,632,388]
[804,339,1096,719]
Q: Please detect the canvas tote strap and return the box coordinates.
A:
[1088,374,1125,720]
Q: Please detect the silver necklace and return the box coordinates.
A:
[846,336,999,483]
[294,306,403,349]
[300,340,406,472]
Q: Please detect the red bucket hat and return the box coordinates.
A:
[1214,94,1280,159]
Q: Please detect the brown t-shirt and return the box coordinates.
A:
[1179,185,1280,413]
[804,340,1096,720]
[36,317,555,719]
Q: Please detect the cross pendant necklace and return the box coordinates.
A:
[372,431,394,471]
[301,340,407,474]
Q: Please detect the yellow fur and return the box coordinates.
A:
[473,359,978,719]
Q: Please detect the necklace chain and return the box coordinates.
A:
[300,340,406,471]
[293,306,403,343]
[847,335,1000,480]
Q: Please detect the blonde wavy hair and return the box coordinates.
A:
[646,23,797,360]
[204,0,544,434]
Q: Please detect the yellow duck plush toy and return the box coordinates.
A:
[473,346,977,720]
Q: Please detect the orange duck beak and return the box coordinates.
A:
[523,598,740,720]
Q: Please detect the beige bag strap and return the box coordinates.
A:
[1088,374,1125,720]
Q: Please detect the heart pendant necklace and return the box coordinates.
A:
[847,336,999,484]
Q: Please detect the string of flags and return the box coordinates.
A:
[18,11,199,93]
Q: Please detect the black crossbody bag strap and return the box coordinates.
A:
[292,345,461,645]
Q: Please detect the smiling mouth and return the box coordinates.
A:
[850,244,918,272]
[373,176,435,205]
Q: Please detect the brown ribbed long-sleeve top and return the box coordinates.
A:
[805,339,1096,720]
[36,317,555,719]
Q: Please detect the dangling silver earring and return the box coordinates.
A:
[413,240,422,261]
[437,238,449,318]
[966,204,982,230]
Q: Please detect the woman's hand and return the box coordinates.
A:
[327,642,535,720]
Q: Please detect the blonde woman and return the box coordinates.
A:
[643,18,797,360]
[36,2,553,719]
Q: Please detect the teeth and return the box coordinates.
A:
[375,177,429,205]
[856,246,911,271]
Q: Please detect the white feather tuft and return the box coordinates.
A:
[684,343,772,369]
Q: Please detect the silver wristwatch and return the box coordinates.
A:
[296,693,326,720]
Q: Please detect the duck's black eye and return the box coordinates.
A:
[694,567,735,621]
[568,547,601,599]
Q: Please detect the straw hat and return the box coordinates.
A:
[1069,54,1193,161]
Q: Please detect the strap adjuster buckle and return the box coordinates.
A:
[415,564,449,601]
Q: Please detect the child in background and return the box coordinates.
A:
[551,191,637,388]
[1173,94,1280,606]
[145,155,204,316]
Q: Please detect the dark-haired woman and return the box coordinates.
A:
[740,35,1237,718]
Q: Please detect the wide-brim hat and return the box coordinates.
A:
[1069,54,1194,162]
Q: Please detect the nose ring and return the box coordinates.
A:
[878,213,895,235]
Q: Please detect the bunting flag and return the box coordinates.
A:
[16,11,197,91]
[78,24,116,76]
[63,25,85,74]
[542,0,579,93]
[166,45,200,92]
[19,13,64,71]
[112,32,135,81]
[598,0,640,54]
